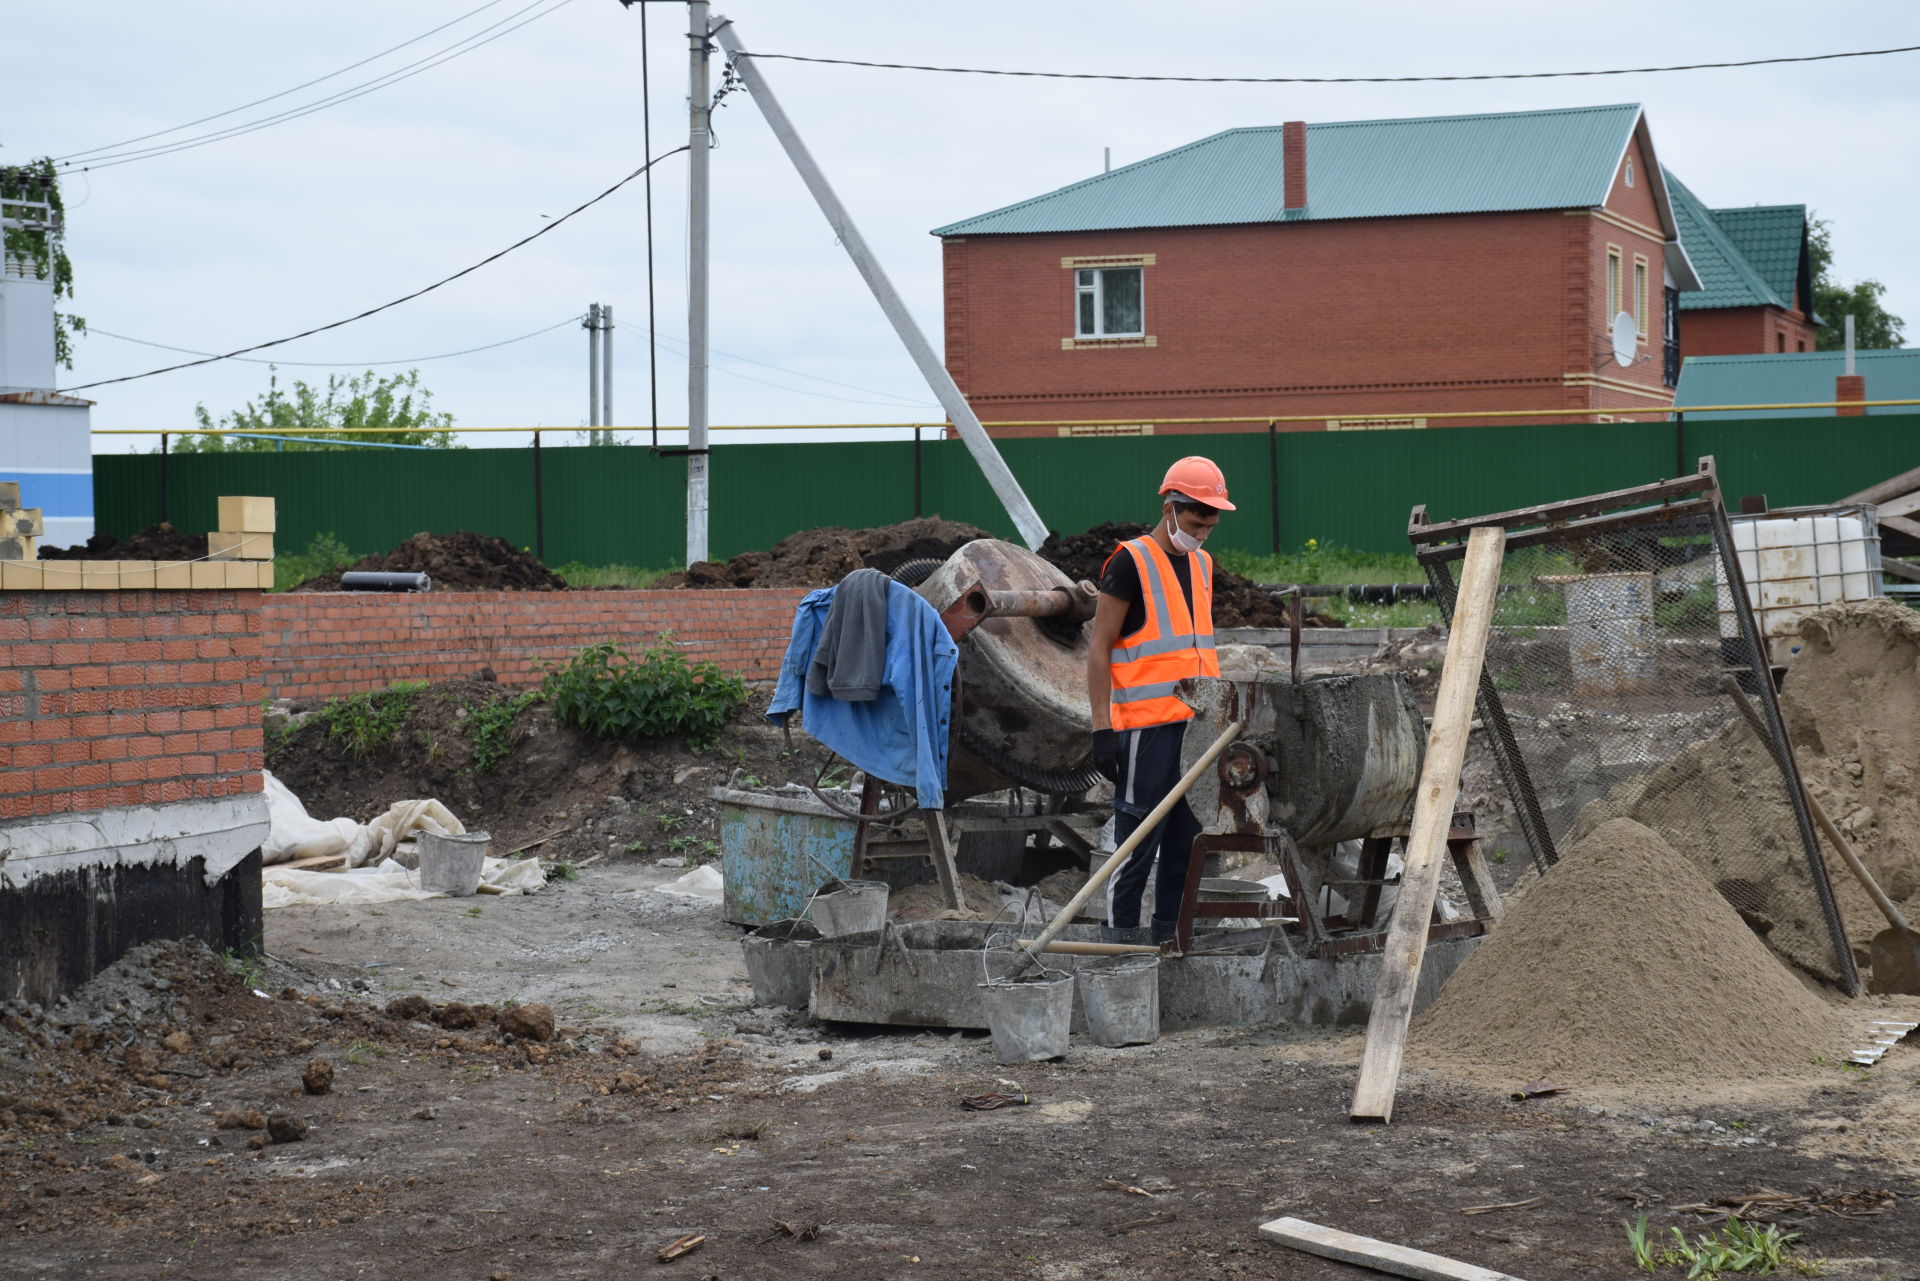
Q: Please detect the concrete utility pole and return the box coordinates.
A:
[586,302,602,436]
[686,2,713,564]
[601,302,614,443]
[712,20,1049,549]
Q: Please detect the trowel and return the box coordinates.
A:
[1721,677,1920,995]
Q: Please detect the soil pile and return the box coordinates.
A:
[655,517,992,589]
[40,523,207,560]
[1038,522,1339,629]
[293,531,567,591]
[1411,818,1850,1092]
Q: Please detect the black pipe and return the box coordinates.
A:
[1267,420,1280,554]
[159,432,170,525]
[912,425,923,519]
[532,430,545,562]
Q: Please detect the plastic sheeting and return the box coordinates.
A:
[265,855,546,910]
[263,770,464,869]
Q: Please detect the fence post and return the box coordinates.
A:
[913,425,923,519]
[1268,420,1280,554]
[159,433,170,526]
[532,430,545,561]
[1673,411,1686,482]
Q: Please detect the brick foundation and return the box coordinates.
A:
[261,588,813,704]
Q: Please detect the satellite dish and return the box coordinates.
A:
[1610,311,1637,367]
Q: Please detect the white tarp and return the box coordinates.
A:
[652,863,724,902]
[263,770,464,869]
[264,855,546,910]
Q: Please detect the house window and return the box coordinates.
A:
[1606,245,1623,319]
[1777,332,1786,352]
[1075,267,1143,338]
[1633,256,1649,340]
[1798,339,1808,352]
[1624,158,1635,188]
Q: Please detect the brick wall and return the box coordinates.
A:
[261,588,813,704]
[0,590,265,820]
[1681,305,1819,361]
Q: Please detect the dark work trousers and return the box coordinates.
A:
[1105,721,1201,930]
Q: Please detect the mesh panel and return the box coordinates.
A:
[1415,475,1858,991]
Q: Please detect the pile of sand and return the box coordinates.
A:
[1411,818,1850,1092]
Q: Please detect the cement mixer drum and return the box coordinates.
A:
[916,540,1098,801]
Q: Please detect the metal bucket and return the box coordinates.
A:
[741,918,822,1009]
[1546,572,1657,696]
[1078,955,1160,1047]
[417,830,489,896]
[805,879,890,938]
[981,970,1075,1064]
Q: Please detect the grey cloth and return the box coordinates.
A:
[806,568,892,702]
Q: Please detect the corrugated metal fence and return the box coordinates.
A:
[92,413,1918,563]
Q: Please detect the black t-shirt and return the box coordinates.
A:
[1100,542,1195,639]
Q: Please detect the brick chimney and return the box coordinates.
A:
[1836,373,1866,417]
[1283,121,1307,212]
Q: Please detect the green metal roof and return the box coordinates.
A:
[1663,170,1801,313]
[1673,349,1920,418]
[1709,205,1808,309]
[933,103,1646,236]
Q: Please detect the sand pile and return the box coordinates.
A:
[1411,818,1850,1092]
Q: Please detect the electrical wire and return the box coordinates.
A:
[59,0,577,173]
[615,322,940,407]
[730,42,1920,84]
[57,146,689,392]
[84,314,586,368]
[55,0,518,163]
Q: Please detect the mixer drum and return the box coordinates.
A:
[916,540,1097,802]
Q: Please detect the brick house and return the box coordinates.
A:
[933,103,1798,437]
[1664,172,1818,358]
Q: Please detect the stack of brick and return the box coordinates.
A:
[0,481,44,563]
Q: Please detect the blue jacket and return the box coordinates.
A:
[767,581,958,810]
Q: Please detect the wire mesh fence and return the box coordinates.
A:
[1412,460,1859,992]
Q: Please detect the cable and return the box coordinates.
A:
[730,42,1920,84]
[60,0,576,173]
[84,314,585,368]
[57,146,689,392]
[608,319,938,406]
[55,0,517,163]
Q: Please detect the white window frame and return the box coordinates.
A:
[1074,266,1145,339]
[1633,254,1650,340]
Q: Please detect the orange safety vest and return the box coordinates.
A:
[1103,535,1218,731]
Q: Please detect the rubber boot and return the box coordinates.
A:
[1100,925,1149,945]
[1149,918,1179,946]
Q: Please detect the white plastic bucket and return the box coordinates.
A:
[805,879,889,938]
[1079,954,1160,1048]
[742,918,822,1009]
[418,830,489,896]
[981,970,1075,1064]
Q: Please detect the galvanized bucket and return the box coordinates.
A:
[981,969,1075,1064]
[741,918,822,1009]
[806,879,889,938]
[1078,954,1160,1047]
[418,830,489,896]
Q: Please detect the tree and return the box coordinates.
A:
[1808,215,1905,352]
[178,368,460,451]
[0,157,85,368]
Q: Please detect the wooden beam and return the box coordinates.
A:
[1844,462,1920,507]
[1877,489,1920,520]
[1449,839,1505,924]
[1882,557,1920,585]
[1352,526,1505,1124]
[923,810,967,914]
[1880,513,1920,542]
[1258,1216,1527,1281]
[1405,473,1710,544]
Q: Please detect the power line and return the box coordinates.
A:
[84,314,586,368]
[608,320,937,407]
[58,146,689,392]
[59,0,577,173]
[55,0,518,163]
[731,42,1920,84]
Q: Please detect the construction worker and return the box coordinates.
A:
[1086,456,1233,945]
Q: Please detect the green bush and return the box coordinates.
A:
[464,690,539,774]
[313,681,426,757]
[543,638,747,748]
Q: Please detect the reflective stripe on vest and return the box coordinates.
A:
[1103,536,1218,730]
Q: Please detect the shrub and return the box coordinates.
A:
[464,690,539,774]
[313,681,426,757]
[543,638,746,747]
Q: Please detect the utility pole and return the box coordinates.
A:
[712,21,1049,549]
[586,302,602,438]
[686,1,713,565]
[601,303,614,443]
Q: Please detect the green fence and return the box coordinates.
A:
[91,414,1917,565]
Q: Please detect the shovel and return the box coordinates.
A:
[1720,677,1920,995]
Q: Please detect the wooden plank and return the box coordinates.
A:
[1406,473,1710,544]
[1416,497,1716,564]
[1258,1216,1526,1281]
[1880,513,1920,542]
[1882,557,1920,585]
[1844,462,1920,507]
[923,809,967,914]
[1350,837,1393,930]
[1014,939,1159,956]
[1877,489,1920,520]
[1449,838,1504,923]
[1352,525,1505,1124]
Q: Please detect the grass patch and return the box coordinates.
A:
[273,532,359,592]
[1217,541,1422,586]
[1627,1212,1822,1277]
[313,681,427,757]
[464,690,539,774]
[551,563,679,589]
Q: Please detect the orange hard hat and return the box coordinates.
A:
[1158,456,1235,511]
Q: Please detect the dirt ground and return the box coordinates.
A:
[4,860,1918,1281]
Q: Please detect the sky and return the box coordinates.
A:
[7,1,1917,453]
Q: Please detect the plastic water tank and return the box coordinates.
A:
[1717,503,1882,664]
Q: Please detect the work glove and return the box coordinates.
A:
[1090,728,1124,784]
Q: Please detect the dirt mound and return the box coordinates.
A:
[1037,522,1338,629]
[1412,818,1851,1093]
[656,517,993,590]
[292,531,567,591]
[39,523,207,560]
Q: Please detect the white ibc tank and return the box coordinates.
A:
[1717,503,1882,664]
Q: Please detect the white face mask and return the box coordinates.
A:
[1166,515,1207,555]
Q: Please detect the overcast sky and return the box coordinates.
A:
[9,1,1916,453]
